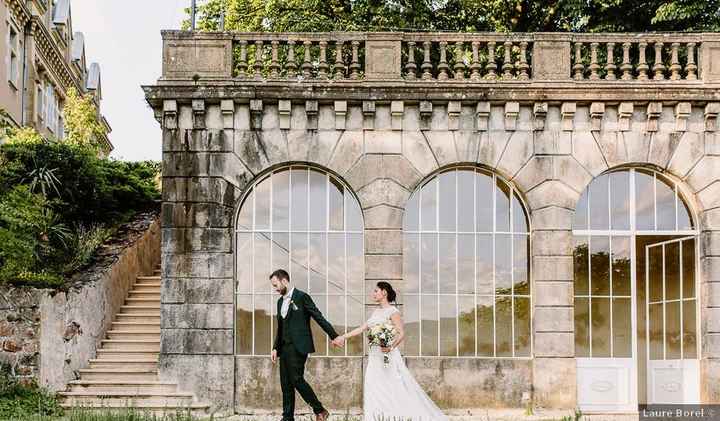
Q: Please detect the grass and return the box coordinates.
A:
[0,407,207,421]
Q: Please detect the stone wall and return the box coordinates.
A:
[0,288,44,383]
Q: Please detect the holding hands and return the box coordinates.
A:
[331,335,346,348]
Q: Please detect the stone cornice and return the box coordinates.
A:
[30,16,82,93]
[4,0,32,28]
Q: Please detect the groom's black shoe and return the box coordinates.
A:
[316,410,330,421]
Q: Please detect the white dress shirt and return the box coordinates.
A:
[281,287,295,319]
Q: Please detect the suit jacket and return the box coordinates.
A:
[273,288,339,355]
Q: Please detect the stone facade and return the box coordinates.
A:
[145,31,720,415]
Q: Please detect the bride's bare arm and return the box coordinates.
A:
[340,323,367,340]
[388,312,405,349]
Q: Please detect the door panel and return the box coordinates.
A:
[578,358,636,411]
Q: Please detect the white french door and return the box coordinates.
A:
[645,237,700,404]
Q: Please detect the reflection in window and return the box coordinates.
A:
[403,167,531,357]
[235,166,364,356]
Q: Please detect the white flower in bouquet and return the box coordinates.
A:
[367,322,397,366]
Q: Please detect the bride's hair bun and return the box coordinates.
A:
[376,281,397,303]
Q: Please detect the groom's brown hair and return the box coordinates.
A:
[270,269,290,282]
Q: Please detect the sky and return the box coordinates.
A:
[72,0,191,161]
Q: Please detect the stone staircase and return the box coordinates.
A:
[59,265,210,414]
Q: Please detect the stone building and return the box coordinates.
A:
[1,0,111,154]
[145,31,720,415]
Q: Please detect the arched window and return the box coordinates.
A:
[403,167,531,357]
[235,166,364,356]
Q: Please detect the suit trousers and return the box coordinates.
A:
[279,342,325,420]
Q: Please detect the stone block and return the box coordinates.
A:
[535,307,574,332]
[697,181,720,210]
[554,156,593,194]
[334,101,347,130]
[532,358,576,409]
[363,101,375,130]
[327,130,363,176]
[534,256,573,281]
[234,131,269,174]
[308,131,341,165]
[383,155,422,190]
[363,205,404,229]
[496,131,532,178]
[347,105,364,131]
[220,100,234,129]
[707,308,720,333]
[346,155,383,191]
[453,131,480,162]
[162,304,233,329]
[424,130,459,166]
[160,328,233,354]
[703,334,720,358]
[701,359,720,403]
[159,354,234,414]
[317,104,335,130]
[560,102,576,131]
[365,130,401,154]
[163,252,234,279]
[402,131,439,176]
[534,332,574,357]
[402,105,420,131]
[534,282,573,306]
[357,179,410,209]
[572,131,609,177]
[702,208,720,230]
[526,180,580,211]
[532,38,572,81]
[365,255,402,279]
[703,257,720,283]
[391,101,404,130]
[476,102,490,131]
[532,230,573,256]
[687,156,720,192]
[504,102,520,131]
[478,131,510,169]
[705,282,720,307]
[365,230,402,254]
[532,206,574,231]
[702,232,720,257]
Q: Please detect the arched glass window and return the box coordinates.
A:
[403,167,531,358]
[235,166,364,356]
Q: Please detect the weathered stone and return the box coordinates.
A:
[513,156,553,192]
[534,332,574,357]
[535,307,573,332]
[160,328,233,354]
[687,156,720,192]
[383,155,423,190]
[162,304,233,329]
[162,278,233,304]
[526,180,580,211]
[365,230,402,254]
[532,230,573,256]
[572,131,609,176]
[327,130,364,176]
[363,205,404,229]
[496,131,532,178]
[532,206,574,231]
[534,282,573,306]
[402,131,439,176]
[453,131,480,162]
[478,131,510,169]
[163,252,234,279]
[365,254,402,279]
[234,130,270,174]
[533,358,576,409]
[554,155,593,194]
[346,155,383,191]
[357,179,410,209]
[534,256,573,281]
[364,130,401,154]
[160,354,235,414]
[308,130,341,165]
[697,181,720,209]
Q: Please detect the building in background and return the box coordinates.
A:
[1,0,112,154]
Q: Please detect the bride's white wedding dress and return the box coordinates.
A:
[363,306,449,421]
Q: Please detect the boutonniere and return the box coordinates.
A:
[290,300,299,311]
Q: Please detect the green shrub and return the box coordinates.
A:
[0,364,63,419]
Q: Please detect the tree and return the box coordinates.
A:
[62,88,107,150]
[184,0,720,33]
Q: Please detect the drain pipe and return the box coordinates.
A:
[20,22,30,126]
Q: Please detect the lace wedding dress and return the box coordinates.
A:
[363,306,449,421]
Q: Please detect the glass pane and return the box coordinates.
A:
[636,170,655,230]
[575,297,590,357]
[666,301,681,359]
[656,177,676,231]
[683,299,697,359]
[574,189,589,230]
[328,295,345,356]
[439,296,457,356]
[403,295,420,356]
[678,195,693,230]
[271,233,290,275]
[235,295,253,355]
[682,239,695,299]
[290,169,309,231]
[309,234,327,293]
[514,297,531,357]
[420,178,438,231]
[574,237,589,296]
[610,171,630,230]
[347,234,363,294]
[648,302,663,360]
[310,295,328,355]
[328,233,345,294]
[404,233,420,293]
[421,234,438,294]
[254,294,272,355]
[254,233,271,293]
[290,233,309,290]
[589,174,610,230]
[458,296,475,357]
[648,245,663,303]
[273,169,290,230]
[329,177,344,231]
[591,297,611,357]
[477,296,494,356]
[495,296,512,357]
[476,171,493,232]
[476,234,493,295]
[346,192,363,232]
[255,175,271,230]
[612,298,632,357]
[236,233,252,293]
[309,170,327,231]
[514,235,529,295]
[611,236,631,296]
[457,170,475,232]
[496,179,511,232]
[665,242,680,301]
[458,234,474,294]
[439,234,456,293]
[439,170,457,232]
[347,296,364,356]
[421,296,438,356]
[590,236,610,296]
[495,234,512,294]
[237,190,253,230]
[404,194,420,231]
[512,194,528,233]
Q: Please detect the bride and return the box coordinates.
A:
[336,282,448,421]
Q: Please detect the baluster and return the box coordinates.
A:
[302,40,313,79]
[470,41,481,81]
[349,41,361,80]
[573,42,584,80]
[269,40,280,78]
[589,42,600,80]
[238,40,248,78]
[518,41,529,80]
[669,42,681,80]
[333,40,346,79]
[286,40,297,78]
[486,41,497,79]
[653,42,665,80]
[453,42,466,80]
[620,42,632,80]
[502,41,513,79]
[637,41,649,80]
[686,42,697,80]
[405,41,417,79]
[421,41,433,80]
[438,41,449,80]
[253,40,264,79]
[604,42,616,80]
[318,40,328,79]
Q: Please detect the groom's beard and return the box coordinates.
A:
[278,285,287,296]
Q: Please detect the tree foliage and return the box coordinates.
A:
[185,0,720,32]
[62,87,107,150]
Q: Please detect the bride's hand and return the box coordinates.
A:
[381,346,391,353]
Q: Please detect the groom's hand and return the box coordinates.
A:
[331,336,345,348]
[271,349,278,364]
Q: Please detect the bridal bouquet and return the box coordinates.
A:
[368,322,397,367]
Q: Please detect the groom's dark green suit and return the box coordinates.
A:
[274,288,339,421]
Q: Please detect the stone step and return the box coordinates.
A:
[67,380,178,395]
[125,297,160,306]
[128,291,161,299]
[78,368,159,382]
[96,349,159,360]
[111,322,160,331]
[88,359,158,370]
[100,339,160,351]
[120,305,160,314]
[137,275,161,281]
[59,393,196,408]
[131,285,161,292]
[106,330,160,341]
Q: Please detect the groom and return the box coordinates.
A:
[270,269,345,421]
